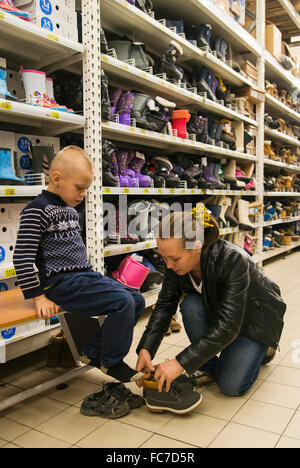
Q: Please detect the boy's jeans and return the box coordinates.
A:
[46,271,145,368]
[180,293,268,396]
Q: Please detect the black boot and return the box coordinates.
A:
[156,41,183,81]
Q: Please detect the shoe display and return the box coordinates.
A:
[0,0,31,20]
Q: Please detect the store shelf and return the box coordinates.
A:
[265,93,300,124]
[0,10,83,71]
[151,0,263,57]
[264,50,300,90]
[101,0,255,88]
[262,239,300,261]
[102,121,257,162]
[0,100,85,136]
[0,184,45,198]
[102,186,257,196]
[264,215,300,227]
[264,126,300,147]
[264,191,300,197]
[142,286,161,308]
[264,158,300,174]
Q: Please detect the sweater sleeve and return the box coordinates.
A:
[13,206,48,300]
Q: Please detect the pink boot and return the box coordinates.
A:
[113,256,150,289]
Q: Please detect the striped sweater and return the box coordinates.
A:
[13,190,92,300]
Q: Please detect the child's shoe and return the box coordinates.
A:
[80,387,130,419]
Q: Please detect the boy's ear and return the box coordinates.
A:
[194,240,202,250]
[50,170,62,185]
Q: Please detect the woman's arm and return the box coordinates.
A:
[136,268,182,359]
[176,249,250,375]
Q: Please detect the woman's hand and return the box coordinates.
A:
[34,294,59,320]
[136,348,155,388]
[154,359,184,393]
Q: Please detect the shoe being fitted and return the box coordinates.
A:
[143,372,202,415]
[104,382,145,409]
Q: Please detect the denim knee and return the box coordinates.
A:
[216,375,252,397]
[180,293,205,319]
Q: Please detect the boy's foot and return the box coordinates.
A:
[89,358,144,383]
[104,382,145,409]
[80,388,130,419]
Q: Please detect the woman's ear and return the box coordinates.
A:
[194,240,202,250]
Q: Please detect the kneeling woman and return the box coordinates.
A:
[136,205,286,396]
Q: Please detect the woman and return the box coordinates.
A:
[136,203,286,396]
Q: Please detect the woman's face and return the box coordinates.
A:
[157,238,201,276]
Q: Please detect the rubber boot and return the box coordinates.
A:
[0,64,17,101]
[217,196,231,226]
[225,196,239,227]
[29,144,55,184]
[116,91,135,125]
[172,110,191,139]
[194,67,217,102]
[154,156,180,188]
[101,71,113,121]
[129,152,151,187]
[21,68,47,106]
[128,199,152,241]
[203,164,220,189]
[185,24,212,50]
[212,162,226,189]
[156,40,183,81]
[116,150,138,187]
[147,96,176,133]
[46,77,73,113]
[237,199,254,231]
[264,141,278,161]
[0,148,24,182]
[141,158,164,187]
[222,158,236,184]
[109,87,123,115]
[102,139,119,187]
[131,93,157,131]
[0,0,31,20]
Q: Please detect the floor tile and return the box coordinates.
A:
[36,406,106,445]
[41,378,101,405]
[232,400,294,434]
[209,422,280,448]
[157,412,227,448]
[120,404,174,433]
[195,385,249,420]
[1,395,68,428]
[250,381,300,409]
[276,436,300,448]
[283,412,300,440]
[76,420,152,448]
[0,417,30,442]
[141,434,197,449]
[266,365,300,388]
[13,429,71,448]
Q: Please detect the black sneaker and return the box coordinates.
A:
[143,382,202,415]
[104,382,145,409]
[190,369,216,386]
[80,388,130,419]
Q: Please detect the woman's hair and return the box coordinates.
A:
[158,210,219,254]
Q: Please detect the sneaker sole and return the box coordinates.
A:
[80,406,129,419]
[145,393,203,415]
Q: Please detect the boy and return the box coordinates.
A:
[13,146,145,383]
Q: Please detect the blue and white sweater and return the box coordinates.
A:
[13,190,92,300]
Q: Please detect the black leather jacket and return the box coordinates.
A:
[137,239,286,375]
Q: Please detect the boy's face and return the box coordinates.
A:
[54,170,94,207]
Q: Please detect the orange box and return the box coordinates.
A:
[265,24,282,61]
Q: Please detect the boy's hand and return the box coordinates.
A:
[33,294,59,320]
[135,348,155,388]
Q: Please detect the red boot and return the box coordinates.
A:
[172,110,191,139]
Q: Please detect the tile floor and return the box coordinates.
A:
[0,250,300,448]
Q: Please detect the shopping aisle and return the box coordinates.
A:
[0,251,299,449]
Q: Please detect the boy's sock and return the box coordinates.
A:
[89,359,144,383]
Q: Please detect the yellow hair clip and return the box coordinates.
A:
[191,203,214,228]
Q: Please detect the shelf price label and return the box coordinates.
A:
[104,187,111,194]
[0,11,5,21]
[47,33,59,42]
[4,268,16,279]
[50,111,60,120]
[0,101,12,111]
[4,187,16,196]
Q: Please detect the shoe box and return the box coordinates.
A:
[14,0,78,42]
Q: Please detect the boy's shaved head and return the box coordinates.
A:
[50,146,94,177]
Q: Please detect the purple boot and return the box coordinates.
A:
[129,152,151,187]
[116,150,138,187]
[109,87,123,115]
[203,164,221,189]
[116,91,135,126]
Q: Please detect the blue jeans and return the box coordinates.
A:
[180,293,268,397]
[46,271,145,367]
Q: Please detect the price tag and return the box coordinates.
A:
[129,127,135,133]
[125,246,132,252]
[0,11,5,20]
[50,111,59,120]
[104,250,111,257]
[47,33,59,42]
[4,187,16,196]
[158,188,163,194]
[169,189,175,194]
[181,189,186,194]
[191,189,195,194]
[123,187,130,194]
[0,101,12,111]
[102,55,109,63]
[4,268,16,278]
[144,242,151,248]
[140,129,147,135]
[104,187,111,194]
[122,64,129,71]
[143,188,149,194]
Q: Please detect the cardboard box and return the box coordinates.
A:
[265,24,282,61]
[241,60,258,81]
[235,85,265,104]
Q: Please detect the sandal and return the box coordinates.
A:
[80,388,130,419]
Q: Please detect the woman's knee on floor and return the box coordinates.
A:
[216,374,253,397]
